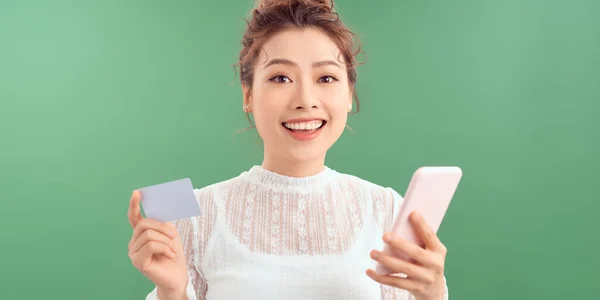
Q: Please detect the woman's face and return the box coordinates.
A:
[243,27,353,167]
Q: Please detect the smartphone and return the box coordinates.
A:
[375,166,463,275]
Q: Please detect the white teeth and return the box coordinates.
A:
[284,120,324,130]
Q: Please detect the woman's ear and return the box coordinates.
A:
[348,85,354,112]
[242,84,252,112]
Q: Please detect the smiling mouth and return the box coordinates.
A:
[281,120,327,132]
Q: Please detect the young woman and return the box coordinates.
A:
[127,0,450,299]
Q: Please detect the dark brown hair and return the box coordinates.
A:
[236,0,365,117]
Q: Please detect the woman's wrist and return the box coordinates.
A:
[157,285,188,300]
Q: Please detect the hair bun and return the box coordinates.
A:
[255,0,334,12]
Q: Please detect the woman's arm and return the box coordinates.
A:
[144,216,207,300]
[145,187,215,300]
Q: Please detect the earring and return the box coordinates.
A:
[244,103,251,112]
[348,103,352,112]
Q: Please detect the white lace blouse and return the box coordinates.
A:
[145,165,449,300]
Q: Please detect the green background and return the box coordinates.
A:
[1,0,598,299]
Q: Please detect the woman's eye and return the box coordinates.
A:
[270,75,291,83]
[318,76,338,83]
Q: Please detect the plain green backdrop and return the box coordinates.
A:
[1,0,599,299]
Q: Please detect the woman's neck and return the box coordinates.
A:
[261,151,326,178]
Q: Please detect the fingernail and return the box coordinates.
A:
[383,233,392,242]
[370,250,379,258]
[413,211,421,220]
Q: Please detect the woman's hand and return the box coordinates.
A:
[367,211,447,300]
[127,190,189,298]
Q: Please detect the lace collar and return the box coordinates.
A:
[241,165,339,191]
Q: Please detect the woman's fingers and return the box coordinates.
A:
[129,229,177,254]
[129,218,177,251]
[128,190,142,228]
[370,250,435,284]
[366,269,424,293]
[129,241,177,271]
[140,241,176,260]
[382,233,439,270]
[409,212,447,254]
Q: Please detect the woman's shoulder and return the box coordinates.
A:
[193,175,238,200]
[334,170,404,227]
[335,170,403,201]
[191,168,256,202]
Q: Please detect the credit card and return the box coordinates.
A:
[138,178,201,222]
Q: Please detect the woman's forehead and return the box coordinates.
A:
[256,27,345,68]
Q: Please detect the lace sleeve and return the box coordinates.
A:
[380,188,449,300]
[145,188,215,300]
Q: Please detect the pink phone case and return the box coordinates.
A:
[375,166,462,275]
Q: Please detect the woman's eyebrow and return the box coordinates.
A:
[263,58,342,69]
